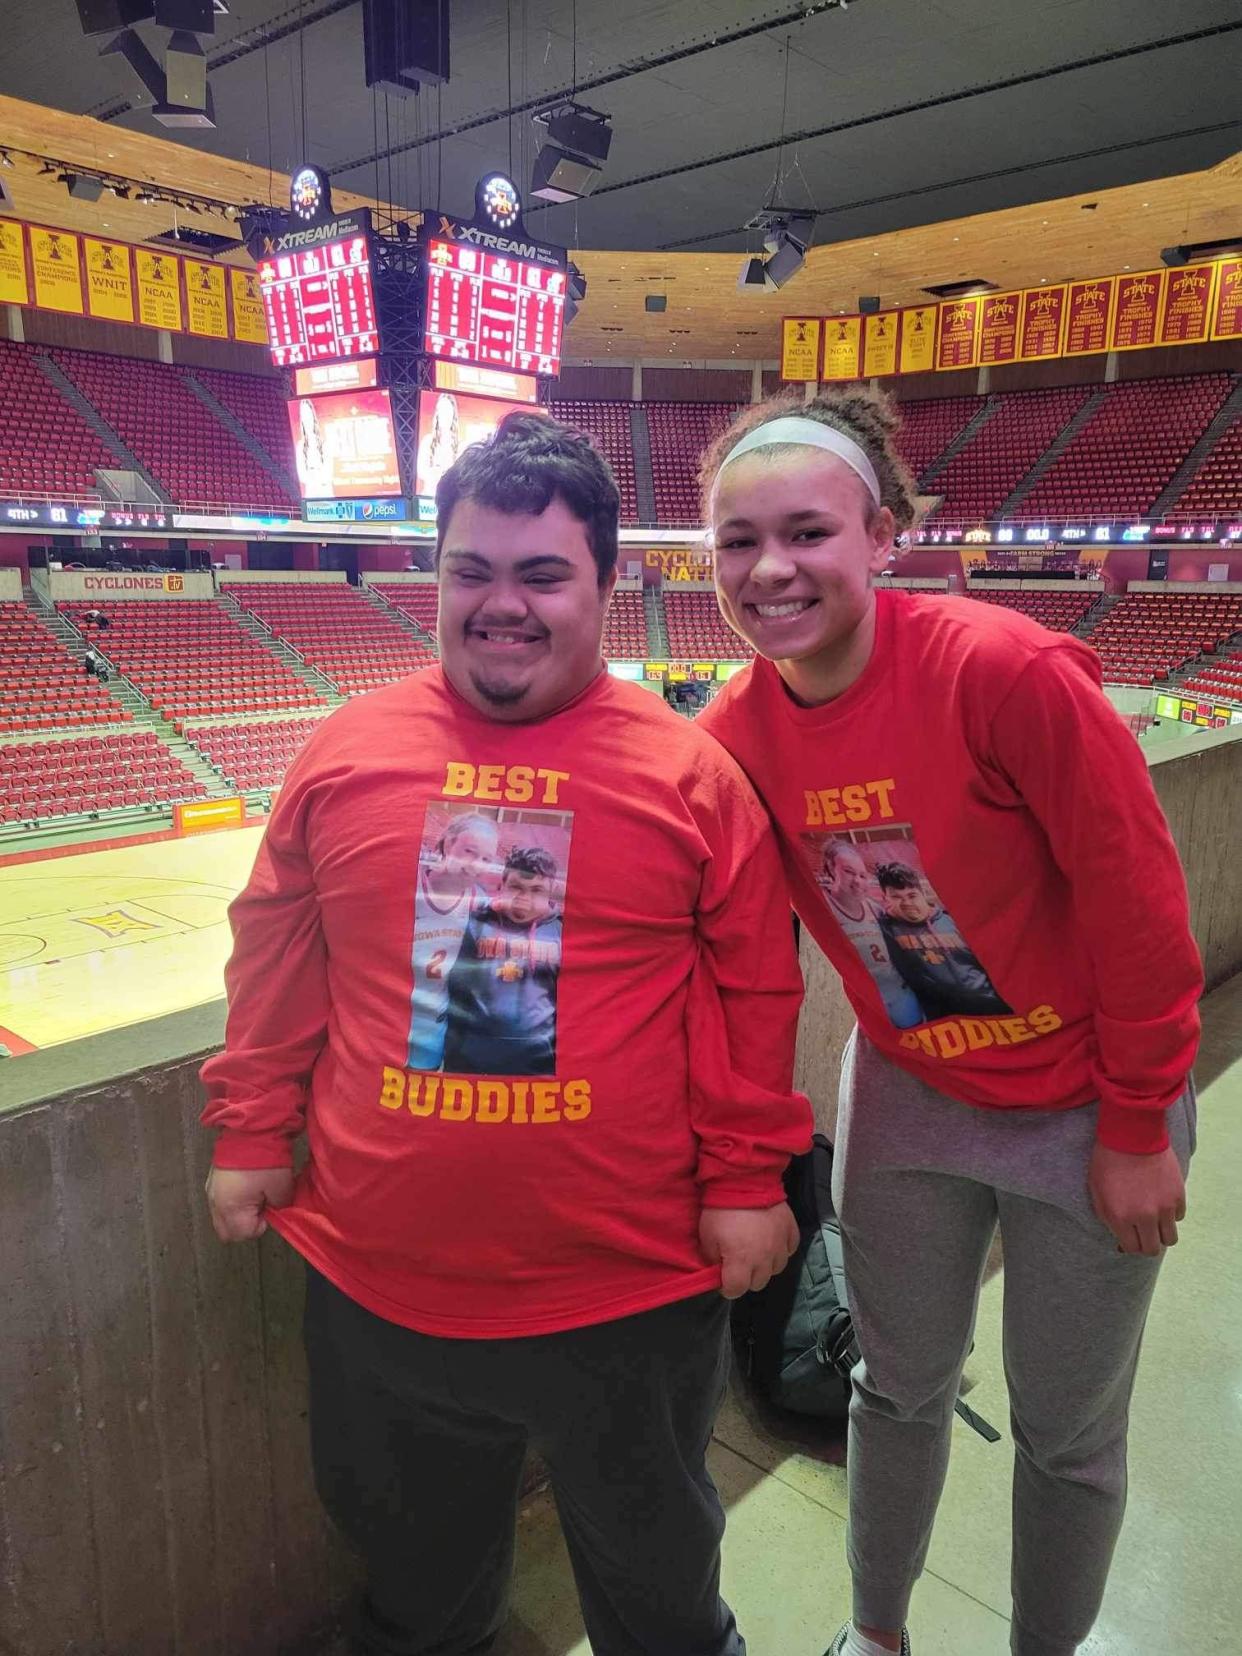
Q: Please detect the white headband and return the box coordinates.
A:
[717,416,882,506]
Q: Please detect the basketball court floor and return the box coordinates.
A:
[0,825,265,1054]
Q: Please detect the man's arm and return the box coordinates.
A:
[200,759,330,1174]
[688,756,814,1293]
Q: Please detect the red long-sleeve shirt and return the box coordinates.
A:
[698,590,1202,1154]
[201,666,811,1337]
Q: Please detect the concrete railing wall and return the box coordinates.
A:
[2,729,1239,1653]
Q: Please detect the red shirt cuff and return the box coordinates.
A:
[211,1129,297,1170]
[1095,1100,1171,1155]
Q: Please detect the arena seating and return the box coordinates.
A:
[662,589,751,660]
[963,588,1102,632]
[1181,655,1242,702]
[1018,375,1231,521]
[52,348,297,512]
[185,716,326,791]
[603,588,648,657]
[0,601,130,733]
[1086,591,1242,685]
[221,582,436,695]
[189,366,294,477]
[929,387,1090,523]
[1173,417,1242,520]
[0,729,205,824]
[57,599,327,721]
[371,583,440,639]
[894,395,981,480]
[644,403,743,524]
[550,400,639,524]
[0,340,115,502]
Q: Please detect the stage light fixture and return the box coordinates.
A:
[1161,236,1242,267]
[0,152,13,168]
[530,102,613,203]
[134,187,157,204]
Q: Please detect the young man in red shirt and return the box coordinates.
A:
[201,412,811,1656]
[696,390,1200,1656]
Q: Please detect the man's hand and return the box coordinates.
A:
[206,1165,295,1243]
[700,1203,800,1299]
[1088,1143,1186,1257]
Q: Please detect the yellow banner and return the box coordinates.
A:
[781,317,821,381]
[0,220,28,305]
[135,248,183,331]
[821,314,863,381]
[897,305,938,374]
[84,237,134,323]
[863,311,898,377]
[229,267,268,345]
[30,227,83,314]
[185,258,228,338]
[175,796,245,835]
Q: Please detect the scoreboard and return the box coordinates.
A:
[258,233,379,368]
[424,239,566,376]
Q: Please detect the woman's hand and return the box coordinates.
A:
[1088,1143,1186,1257]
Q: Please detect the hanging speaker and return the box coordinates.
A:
[363,0,450,96]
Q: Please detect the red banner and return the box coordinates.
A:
[1110,269,1164,351]
[978,291,1020,364]
[936,297,981,370]
[1019,285,1067,359]
[1064,277,1115,357]
[1211,258,1242,340]
[1159,264,1215,345]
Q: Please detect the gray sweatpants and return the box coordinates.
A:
[833,1029,1196,1656]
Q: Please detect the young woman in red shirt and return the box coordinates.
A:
[697,389,1201,1656]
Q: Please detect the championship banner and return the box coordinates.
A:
[1159,264,1215,346]
[0,220,28,305]
[184,258,228,338]
[862,310,898,377]
[135,248,183,331]
[84,237,135,324]
[1064,277,1115,357]
[896,305,937,374]
[1110,269,1164,351]
[29,227,83,314]
[936,297,981,370]
[978,292,1020,365]
[230,267,268,345]
[1019,285,1066,360]
[821,314,863,381]
[1210,258,1242,340]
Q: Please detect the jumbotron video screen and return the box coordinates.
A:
[423,239,566,376]
[258,234,380,368]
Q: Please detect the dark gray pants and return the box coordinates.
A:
[303,1266,743,1656]
[835,1030,1196,1656]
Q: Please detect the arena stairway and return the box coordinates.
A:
[917,396,1000,490]
[1152,374,1242,517]
[996,386,1111,519]
[218,593,347,705]
[362,584,439,647]
[181,372,300,502]
[645,587,669,656]
[32,352,170,503]
[24,594,226,797]
[630,406,658,526]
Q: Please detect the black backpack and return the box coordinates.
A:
[732,1135,999,1442]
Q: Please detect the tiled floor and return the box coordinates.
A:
[315,974,1240,1656]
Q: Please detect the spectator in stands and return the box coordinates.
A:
[201,411,810,1656]
[698,388,1202,1656]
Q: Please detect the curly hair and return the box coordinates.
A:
[698,384,920,533]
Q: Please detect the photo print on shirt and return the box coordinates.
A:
[802,824,1012,1029]
[408,799,572,1077]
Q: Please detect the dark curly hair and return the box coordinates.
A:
[436,409,620,589]
[504,845,559,882]
[698,385,920,533]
